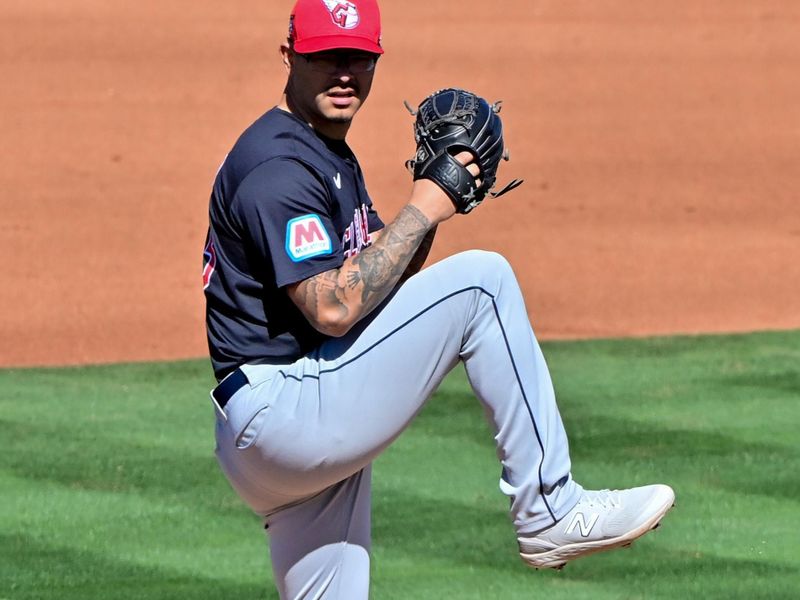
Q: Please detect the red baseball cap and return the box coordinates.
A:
[289,0,384,55]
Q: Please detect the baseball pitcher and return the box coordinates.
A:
[202,1,675,598]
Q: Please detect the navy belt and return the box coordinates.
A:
[212,368,249,410]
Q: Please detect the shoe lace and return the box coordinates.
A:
[583,489,622,509]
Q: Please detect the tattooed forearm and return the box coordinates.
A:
[295,268,350,323]
[287,204,432,336]
[352,204,431,306]
[401,225,437,283]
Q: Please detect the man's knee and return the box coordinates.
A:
[451,250,517,286]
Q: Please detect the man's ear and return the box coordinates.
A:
[280,43,292,74]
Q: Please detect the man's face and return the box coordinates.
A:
[284,48,378,136]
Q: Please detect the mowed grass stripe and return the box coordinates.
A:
[2,330,798,599]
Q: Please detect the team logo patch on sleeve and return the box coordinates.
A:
[286,214,333,262]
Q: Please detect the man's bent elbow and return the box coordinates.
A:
[310,310,356,338]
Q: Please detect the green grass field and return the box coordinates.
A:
[2,330,798,599]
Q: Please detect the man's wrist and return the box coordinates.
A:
[409,179,456,225]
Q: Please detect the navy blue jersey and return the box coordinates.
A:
[203,108,384,381]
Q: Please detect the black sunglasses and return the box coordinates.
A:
[295,51,378,74]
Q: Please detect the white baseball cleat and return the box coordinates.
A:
[518,484,675,570]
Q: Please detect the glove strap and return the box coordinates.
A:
[416,151,482,214]
[488,178,524,199]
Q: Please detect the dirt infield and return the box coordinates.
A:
[2,0,798,368]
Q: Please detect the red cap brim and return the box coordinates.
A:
[294,34,384,55]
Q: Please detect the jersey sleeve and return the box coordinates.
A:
[231,158,343,288]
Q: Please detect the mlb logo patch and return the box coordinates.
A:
[286,214,333,262]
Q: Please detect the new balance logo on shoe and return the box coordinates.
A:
[565,512,599,537]
[517,484,676,570]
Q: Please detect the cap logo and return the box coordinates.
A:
[321,0,360,29]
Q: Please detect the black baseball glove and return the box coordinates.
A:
[405,88,523,214]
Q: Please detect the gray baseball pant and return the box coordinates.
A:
[212,250,582,599]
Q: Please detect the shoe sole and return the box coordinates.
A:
[520,488,676,570]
